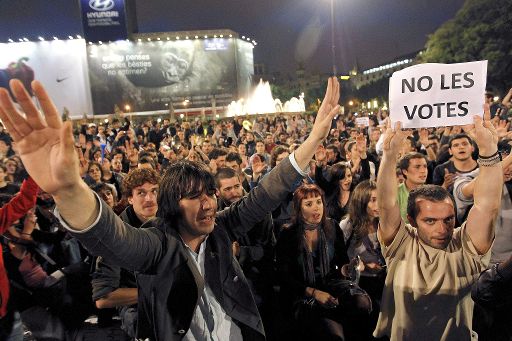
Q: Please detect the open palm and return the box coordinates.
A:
[0,80,80,196]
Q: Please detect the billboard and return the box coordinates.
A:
[0,40,93,117]
[79,0,130,43]
[87,38,251,114]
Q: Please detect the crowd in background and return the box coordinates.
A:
[2,85,512,340]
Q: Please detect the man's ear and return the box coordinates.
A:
[216,189,220,197]
[128,196,133,205]
[407,215,417,227]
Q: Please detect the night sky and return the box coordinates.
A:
[0,0,465,74]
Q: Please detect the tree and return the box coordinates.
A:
[420,0,512,93]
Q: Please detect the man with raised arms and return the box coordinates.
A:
[374,113,501,341]
[0,77,340,341]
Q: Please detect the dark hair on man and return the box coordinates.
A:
[208,148,228,161]
[214,167,238,188]
[407,185,455,222]
[225,152,242,165]
[448,133,472,149]
[157,161,216,227]
[270,146,289,168]
[398,152,428,178]
[122,168,160,198]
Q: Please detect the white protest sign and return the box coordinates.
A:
[389,60,487,129]
[355,117,370,127]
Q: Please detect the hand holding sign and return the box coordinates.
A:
[390,61,487,129]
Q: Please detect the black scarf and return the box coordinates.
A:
[301,224,330,286]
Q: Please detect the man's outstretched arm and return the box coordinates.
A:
[0,79,98,230]
[377,120,411,246]
[466,114,502,254]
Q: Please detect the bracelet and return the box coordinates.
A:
[479,150,499,159]
[477,152,502,167]
[311,288,316,298]
[21,232,31,236]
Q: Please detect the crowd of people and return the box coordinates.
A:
[0,77,511,340]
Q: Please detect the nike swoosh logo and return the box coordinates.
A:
[56,77,69,83]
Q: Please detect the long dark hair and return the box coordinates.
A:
[347,180,378,244]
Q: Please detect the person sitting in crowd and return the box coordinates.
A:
[396,152,429,220]
[91,168,159,338]
[276,183,371,340]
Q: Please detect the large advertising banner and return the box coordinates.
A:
[80,0,129,43]
[0,40,93,117]
[87,38,241,114]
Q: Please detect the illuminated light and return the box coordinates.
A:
[176,36,180,40]
[88,42,93,45]
[494,96,500,102]
[215,114,219,118]
[220,35,223,38]
[124,104,131,111]
[348,101,354,106]
[254,42,257,45]
[246,38,250,41]
[195,35,199,39]
[76,35,82,39]
[204,35,207,38]
[229,34,233,37]
[18,38,23,42]
[53,36,58,40]
[98,41,103,44]
[166,37,170,40]
[157,37,161,40]
[24,37,29,42]
[157,118,162,123]
[180,113,185,119]
[367,101,371,108]
[138,38,142,42]
[242,36,245,39]
[340,75,350,80]
[214,35,217,38]
[8,39,13,42]
[68,35,73,39]
[165,103,169,106]
[185,36,189,39]
[38,36,44,41]
[373,100,378,108]
[147,38,151,41]
[104,119,109,123]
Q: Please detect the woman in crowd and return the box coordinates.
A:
[315,140,370,224]
[85,161,103,186]
[339,180,386,332]
[276,184,371,340]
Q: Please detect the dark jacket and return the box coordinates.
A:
[68,157,301,340]
[276,218,349,309]
[472,258,512,340]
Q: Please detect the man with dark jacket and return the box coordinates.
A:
[91,168,159,338]
[0,77,340,340]
[215,167,276,336]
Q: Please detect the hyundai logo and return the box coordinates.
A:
[89,0,115,11]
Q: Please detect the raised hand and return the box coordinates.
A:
[311,77,340,142]
[473,105,498,156]
[0,80,82,197]
[382,118,412,156]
